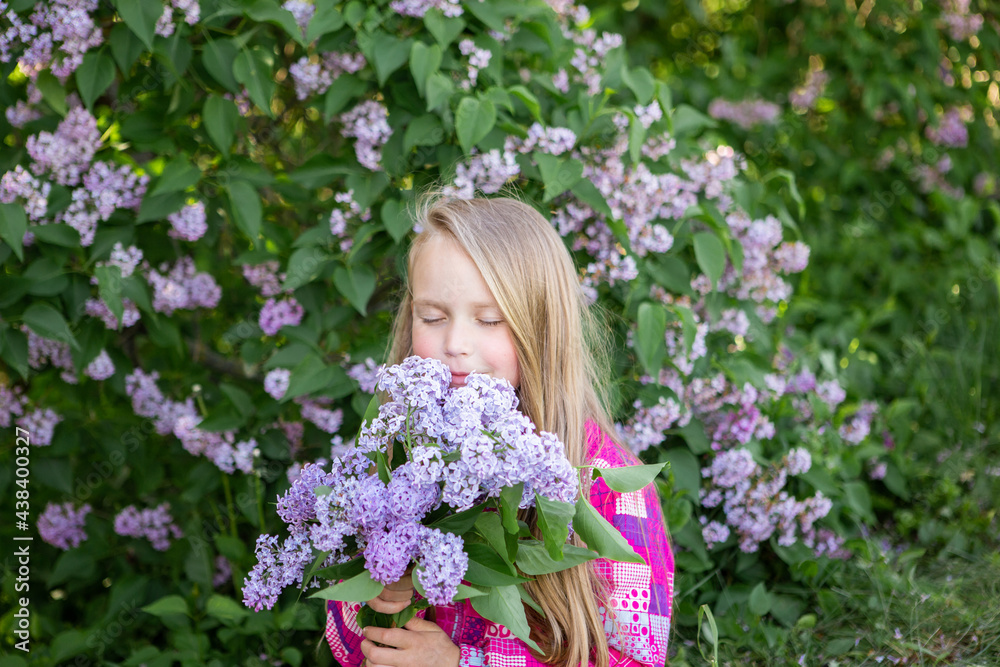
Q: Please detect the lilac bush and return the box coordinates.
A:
[0,0,896,661]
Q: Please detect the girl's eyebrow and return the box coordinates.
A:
[413,298,499,309]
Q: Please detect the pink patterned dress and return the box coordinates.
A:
[325,421,675,666]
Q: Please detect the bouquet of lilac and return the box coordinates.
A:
[243,356,665,648]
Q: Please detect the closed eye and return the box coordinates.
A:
[480,320,503,327]
[420,317,444,325]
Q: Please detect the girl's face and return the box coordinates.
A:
[410,234,521,389]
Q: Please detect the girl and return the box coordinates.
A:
[326,196,674,667]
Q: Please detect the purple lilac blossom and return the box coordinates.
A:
[789,69,829,110]
[707,98,782,129]
[925,107,968,148]
[38,502,91,550]
[24,328,76,383]
[389,0,463,18]
[114,503,183,551]
[259,296,305,336]
[86,297,140,329]
[243,261,285,297]
[415,527,468,605]
[338,100,392,171]
[213,555,232,588]
[815,380,846,411]
[85,349,115,381]
[146,257,222,315]
[442,149,521,200]
[0,384,27,428]
[940,0,983,41]
[282,0,315,36]
[26,106,100,186]
[17,407,62,446]
[167,202,208,241]
[0,165,50,222]
[299,400,343,434]
[840,401,877,444]
[264,368,291,400]
[346,357,379,393]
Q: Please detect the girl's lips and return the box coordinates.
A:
[450,372,469,386]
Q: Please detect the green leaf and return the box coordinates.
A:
[333,265,376,315]
[49,549,95,587]
[310,556,366,582]
[464,543,530,586]
[535,494,575,560]
[404,114,444,152]
[628,114,646,164]
[324,73,367,120]
[622,66,656,105]
[430,503,487,535]
[245,0,307,45]
[423,9,465,47]
[76,50,116,110]
[425,72,454,112]
[282,247,331,291]
[0,328,29,381]
[535,152,583,202]
[570,179,612,218]
[516,541,598,576]
[202,38,240,93]
[22,303,78,350]
[748,582,772,616]
[150,158,201,197]
[95,265,125,330]
[453,584,489,600]
[305,4,345,42]
[592,462,667,493]
[309,569,384,602]
[663,447,700,500]
[693,231,726,289]
[409,42,442,98]
[499,483,523,533]
[284,360,350,401]
[137,191,187,223]
[220,383,254,417]
[508,85,542,122]
[455,97,496,154]
[574,496,644,563]
[113,0,161,50]
[470,586,540,652]
[197,410,247,433]
[142,595,190,618]
[50,630,88,664]
[370,33,412,87]
[35,70,67,116]
[670,104,716,137]
[635,302,667,377]
[0,203,27,262]
[226,181,262,243]
[380,199,411,243]
[30,224,79,247]
[109,22,144,73]
[233,48,275,117]
[203,95,239,156]
[205,595,250,626]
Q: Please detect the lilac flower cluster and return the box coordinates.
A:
[0,165,50,223]
[25,328,76,384]
[1,0,102,79]
[87,243,144,327]
[504,123,577,156]
[213,555,232,588]
[442,149,521,200]
[329,189,372,252]
[699,446,839,553]
[27,106,100,186]
[388,0,463,19]
[85,349,115,381]
[5,82,42,127]
[114,503,183,551]
[297,397,344,434]
[245,356,577,611]
[38,502,91,550]
[566,25,623,95]
[925,107,969,148]
[789,68,829,110]
[940,0,983,41]
[282,0,314,36]
[338,100,392,171]
[259,296,305,336]
[707,98,782,129]
[289,51,366,100]
[155,0,200,38]
[145,257,222,315]
[615,396,689,454]
[17,407,62,446]
[0,383,27,428]
[346,357,379,393]
[839,401,878,445]
[458,39,492,91]
[167,202,208,241]
[264,368,291,400]
[243,260,285,297]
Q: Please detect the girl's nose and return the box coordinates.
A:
[444,321,471,357]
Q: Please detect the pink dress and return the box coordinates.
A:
[325,421,675,666]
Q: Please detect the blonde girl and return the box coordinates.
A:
[325,196,674,667]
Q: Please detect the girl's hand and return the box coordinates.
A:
[366,571,415,614]
[361,617,460,667]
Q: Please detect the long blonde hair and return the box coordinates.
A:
[389,194,619,666]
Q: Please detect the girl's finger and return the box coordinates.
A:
[403,616,439,632]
